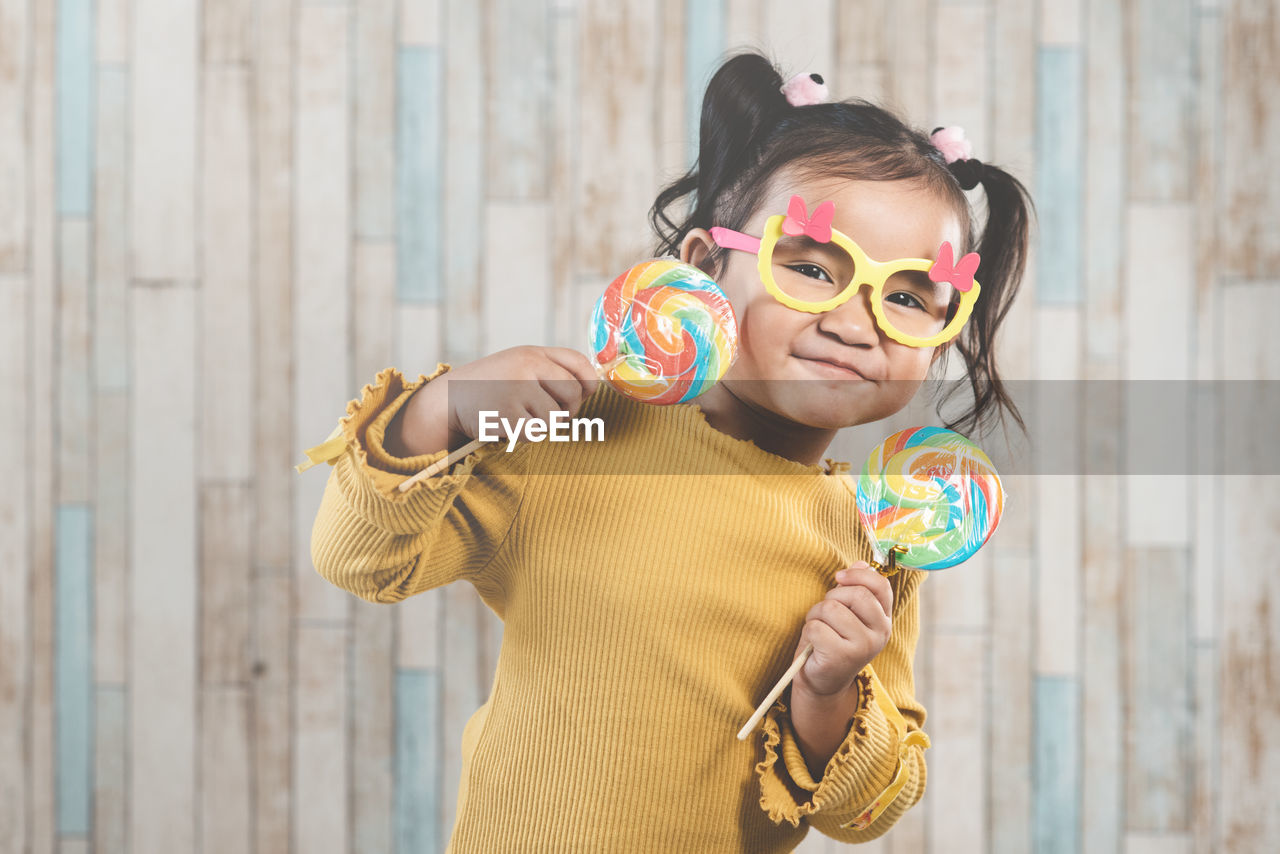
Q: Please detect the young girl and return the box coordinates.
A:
[307,51,1029,852]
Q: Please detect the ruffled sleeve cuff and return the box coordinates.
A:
[298,364,498,490]
[755,669,929,832]
[299,365,516,538]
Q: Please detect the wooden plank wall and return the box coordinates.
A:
[1,1,1277,852]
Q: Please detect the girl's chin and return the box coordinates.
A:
[722,376,885,429]
[773,397,877,431]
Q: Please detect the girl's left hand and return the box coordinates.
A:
[792,561,894,698]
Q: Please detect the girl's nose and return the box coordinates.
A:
[816,285,880,346]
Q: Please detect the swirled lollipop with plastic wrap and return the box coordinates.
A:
[738,426,1005,741]
[856,426,1005,571]
[590,259,738,404]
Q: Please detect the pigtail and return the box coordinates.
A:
[647,49,1036,441]
[940,163,1035,437]
[651,52,788,257]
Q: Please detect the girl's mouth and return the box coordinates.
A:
[795,356,867,380]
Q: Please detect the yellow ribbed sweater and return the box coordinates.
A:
[307,365,929,853]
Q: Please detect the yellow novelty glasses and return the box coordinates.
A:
[709,195,981,348]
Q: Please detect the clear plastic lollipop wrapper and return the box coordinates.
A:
[589,259,739,404]
[738,426,1006,740]
[856,426,1005,572]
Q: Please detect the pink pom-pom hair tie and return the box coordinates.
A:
[930,126,983,190]
[781,72,828,107]
[929,126,973,164]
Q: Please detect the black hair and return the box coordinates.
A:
[650,51,1034,438]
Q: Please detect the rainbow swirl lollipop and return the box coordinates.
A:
[589,259,738,404]
[856,426,1005,570]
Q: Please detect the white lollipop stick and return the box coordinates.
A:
[736,643,813,741]
[736,546,905,740]
[399,355,633,492]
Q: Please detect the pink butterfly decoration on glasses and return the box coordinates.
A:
[929,242,980,293]
[781,195,835,243]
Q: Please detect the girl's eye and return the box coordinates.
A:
[885,290,926,311]
[787,263,833,283]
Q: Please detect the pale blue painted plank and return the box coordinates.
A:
[1034,675,1080,854]
[395,668,440,854]
[56,504,94,834]
[1126,547,1192,829]
[684,0,725,166]
[1035,47,1082,305]
[396,46,442,303]
[1128,0,1194,201]
[57,0,94,214]
[488,0,550,199]
[1083,0,1125,370]
[441,0,485,361]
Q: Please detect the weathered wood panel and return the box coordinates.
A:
[199,686,253,854]
[0,0,28,271]
[57,220,92,504]
[200,66,255,481]
[484,201,552,350]
[1035,46,1082,305]
[355,241,397,391]
[488,0,551,200]
[28,0,58,847]
[55,506,93,835]
[1125,547,1192,831]
[988,552,1034,854]
[577,0,661,277]
[352,597,395,854]
[294,623,349,854]
[926,632,988,852]
[1035,307,1081,677]
[129,285,198,853]
[1034,676,1080,854]
[355,0,397,240]
[396,669,442,854]
[0,272,30,846]
[1127,0,1195,202]
[1218,282,1280,851]
[93,66,129,393]
[1221,0,1280,276]
[251,575,294,854]
[396,44,442,303]
[92,687,126,854]
[294,3,353,621]
[442,0,486,361]
[131,0,197,280]
[252,0,296,576]
[200,485,254,684]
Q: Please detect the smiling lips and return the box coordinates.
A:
[796,354,870,379]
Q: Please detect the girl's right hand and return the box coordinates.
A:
[389,346,601,457]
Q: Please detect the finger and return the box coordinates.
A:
[842,586,893,638]
[836,563,893,617]
[819,585,891,642]
[521,390,568,426]
[800,614,847,657]
[543,348,601,401]
[804,597,865,644]
[493,400,550,441]
[819,596,871,642]
[535,365,586,411]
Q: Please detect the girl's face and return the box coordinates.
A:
[682,173,965,431]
